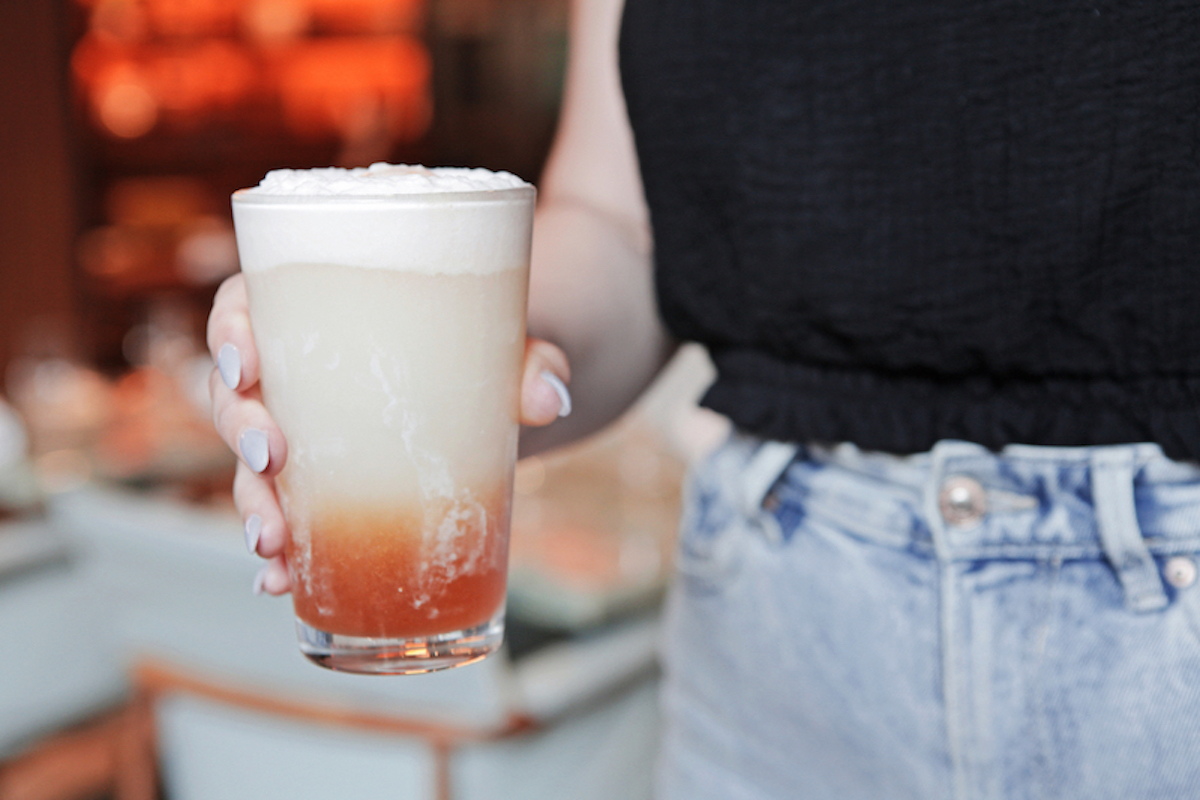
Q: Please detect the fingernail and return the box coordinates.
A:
[239,428,270,473]
[541,371,572,418]
[252,565,268,595]
[218,343,241,390]
[244,514,262,554]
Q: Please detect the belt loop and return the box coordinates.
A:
[1090,448,1167,613]
[923,441,966,562]
[740,441,800,543]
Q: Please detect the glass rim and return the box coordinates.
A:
[231,185,535,206]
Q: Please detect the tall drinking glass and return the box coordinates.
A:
[231,165,535,674]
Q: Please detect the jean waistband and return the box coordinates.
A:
[722,435,1200,612]
[731,435,1200,562]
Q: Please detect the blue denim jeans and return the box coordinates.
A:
[657,434,1200,800]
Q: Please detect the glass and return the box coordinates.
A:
[231,182,534,674]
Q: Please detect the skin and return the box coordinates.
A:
[206,0,674,594]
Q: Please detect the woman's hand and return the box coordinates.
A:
[205,272,572,595]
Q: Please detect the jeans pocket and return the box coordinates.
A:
[766,455,916,543]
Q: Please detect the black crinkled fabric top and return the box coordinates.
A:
[618,0,1200,459]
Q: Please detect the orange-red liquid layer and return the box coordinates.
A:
[287,495,509,639]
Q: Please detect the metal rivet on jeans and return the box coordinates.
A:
[938,475,988,527]
[1163,556,1197,589]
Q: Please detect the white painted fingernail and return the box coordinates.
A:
[239,428,270,473]
[541,371,572,417]
[218,343,241,390]
[252,565,268,595]
[244,514,262,554]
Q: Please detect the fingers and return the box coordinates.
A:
[234,462,293,595]
[206,274,260,393]
[208,275,290,595]
[233,461,287,558]
[520,337,572,426]
[209,366,287,476]
[253,556,291,596]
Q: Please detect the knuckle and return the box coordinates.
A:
[232,462,251,494]
[211,394,235,439]
[215,273,242,301]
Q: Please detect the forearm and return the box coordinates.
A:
[519,197,676,457]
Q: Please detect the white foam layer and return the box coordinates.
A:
[245,163,531,197]
[232,165,534,276]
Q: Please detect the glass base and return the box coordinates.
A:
[295,612,504,675]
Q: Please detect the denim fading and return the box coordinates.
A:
[656,434,1200,800]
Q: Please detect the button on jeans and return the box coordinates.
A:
[657,435,1200,800]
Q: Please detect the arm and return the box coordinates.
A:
[518,0,677,457]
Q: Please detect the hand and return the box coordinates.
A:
[206,273,572,595]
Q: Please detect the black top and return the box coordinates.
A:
[620,0,1200,459]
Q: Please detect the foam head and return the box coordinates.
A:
[232,164,535,275]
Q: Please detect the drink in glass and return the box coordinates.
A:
[231,164,534,674]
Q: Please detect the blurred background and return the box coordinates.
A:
[0,2,727,799]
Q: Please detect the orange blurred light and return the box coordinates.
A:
[275,36,431,142]
[241,0,310,43]
[304,0,425,33]
[71,1,432,141]
[142,41,257,115]
[142,0,242,38]
[73,34,260,136]
[88,0,149,44]
[96,68,158,138]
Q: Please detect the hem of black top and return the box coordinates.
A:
[703,349,1200,463]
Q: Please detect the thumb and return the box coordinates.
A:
[520,338,572,426]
